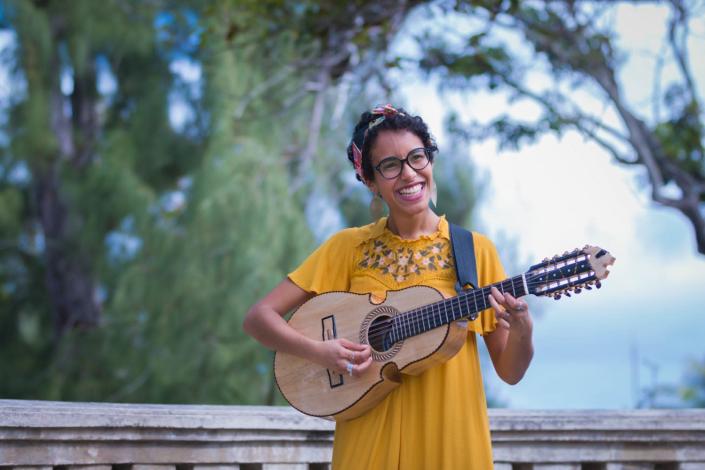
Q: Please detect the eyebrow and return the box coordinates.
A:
[378,147,426,160]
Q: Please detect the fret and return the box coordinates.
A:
[389,274,532,342]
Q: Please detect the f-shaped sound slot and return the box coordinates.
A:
[322,315,343,388]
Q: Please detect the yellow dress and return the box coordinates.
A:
[288,216,506,470]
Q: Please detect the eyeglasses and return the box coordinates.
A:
[374,147,435,180]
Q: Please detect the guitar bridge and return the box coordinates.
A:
[322,315,344,388]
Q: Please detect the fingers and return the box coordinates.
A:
[489,287,528,314]
[351,355,374,376]
[327,338,373,376]
[337,338,372,362]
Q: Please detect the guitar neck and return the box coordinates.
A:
[388,275,528,345]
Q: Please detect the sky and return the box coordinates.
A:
[397,4,705,409]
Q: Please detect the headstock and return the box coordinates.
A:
[526,245,615,299]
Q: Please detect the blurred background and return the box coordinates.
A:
[0,0,703,410]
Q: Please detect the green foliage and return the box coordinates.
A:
[681,357,705,407]
[0,0,486,406]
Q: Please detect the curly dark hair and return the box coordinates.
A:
[347,107,437,183]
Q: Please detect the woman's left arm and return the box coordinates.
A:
[483,286,534,385]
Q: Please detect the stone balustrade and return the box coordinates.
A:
[1,400,704,469]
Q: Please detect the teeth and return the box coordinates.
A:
[399,183,422,195]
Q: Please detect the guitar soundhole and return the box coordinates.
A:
[368,315,393,352]
[361,306,403,361]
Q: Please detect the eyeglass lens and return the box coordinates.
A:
[377,148,430,179]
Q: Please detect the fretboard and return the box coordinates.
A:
[387,275,527,346]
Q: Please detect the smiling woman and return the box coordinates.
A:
[243,105,535,469]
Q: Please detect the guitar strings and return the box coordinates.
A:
[364,277,524,343]
[364,270,590,342]
[363,270,593,344]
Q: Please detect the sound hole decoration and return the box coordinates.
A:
[362,305,403,361]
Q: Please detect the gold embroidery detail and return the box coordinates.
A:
[358,239,454,283]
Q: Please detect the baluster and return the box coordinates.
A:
[532,465,581,470]
[66,467,113,470]
[262,465,309,470]
[132,466,177,470]
[193,466,241,470]
[493,464,512,470]
[605,464,656,469]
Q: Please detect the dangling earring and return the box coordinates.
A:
[430,180,438,208]
[370,192,385,220]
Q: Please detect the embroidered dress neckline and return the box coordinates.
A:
[369,215,449,244]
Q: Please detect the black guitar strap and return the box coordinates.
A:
[449,222,478,294]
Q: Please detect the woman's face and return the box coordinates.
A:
[367,130,434,220]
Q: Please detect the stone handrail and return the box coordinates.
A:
[1,400,704,469]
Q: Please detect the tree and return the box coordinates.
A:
[0,0,484,405]
[414,0,705,254]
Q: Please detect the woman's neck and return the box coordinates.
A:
[386,209,440,240]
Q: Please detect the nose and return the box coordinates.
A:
[399,159,417,179]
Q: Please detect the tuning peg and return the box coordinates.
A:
[574,287,582,294]
[585,285,592,290]
[564,291,571,297]
[553,293,561,300]
[595,281,602,289]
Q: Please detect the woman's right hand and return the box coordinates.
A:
[313,338,373,377]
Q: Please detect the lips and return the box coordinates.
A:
[396,182,426,202]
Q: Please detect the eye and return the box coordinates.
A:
[408,151,426,164]
[379,158,401,172]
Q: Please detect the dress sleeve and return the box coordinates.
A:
[287,229,355,295]
[467,232,507,336]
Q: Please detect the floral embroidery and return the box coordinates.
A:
[358,239,454,283]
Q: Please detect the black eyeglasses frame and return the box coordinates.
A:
[373,146,437,180]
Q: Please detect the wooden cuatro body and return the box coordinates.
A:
[273,286,468,421]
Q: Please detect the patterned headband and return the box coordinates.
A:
[352,104,406,181]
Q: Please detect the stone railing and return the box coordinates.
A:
[1,400,704,469]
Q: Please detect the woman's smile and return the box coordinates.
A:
[396,182,426,201]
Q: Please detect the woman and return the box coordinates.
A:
[243,105,534,469]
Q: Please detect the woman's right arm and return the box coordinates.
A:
[242,278,372,375]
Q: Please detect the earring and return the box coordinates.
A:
[370,193,385,220]
[430,181,438,207]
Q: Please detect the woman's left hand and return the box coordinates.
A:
[488,286,533,332]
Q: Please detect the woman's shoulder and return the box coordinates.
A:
[324,219,386,247]
[470,231,496,250]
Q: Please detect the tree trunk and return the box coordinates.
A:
[35,166,101,340]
